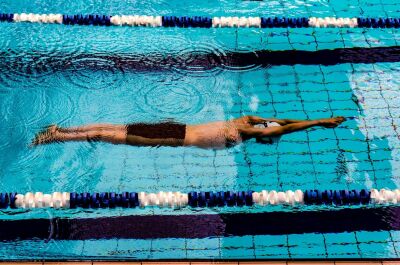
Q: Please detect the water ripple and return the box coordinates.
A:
[0,120,28,154]
[0,52,53,90]
[136,78,206,119]
[63,57,126,91]
[222,49,263,72]
[142,34,189,72]
[50,143,98,191]
[15,89,50,127]
[41,83,76,126]
[172,41,227,76]
[34,24,65,58]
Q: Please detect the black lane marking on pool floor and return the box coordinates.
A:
[1,46,400,74]
[1,206,400,240]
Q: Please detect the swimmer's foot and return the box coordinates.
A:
[31,125,60,146]
[319,116,346,128]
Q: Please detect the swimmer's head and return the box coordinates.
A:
[254,121,281,144]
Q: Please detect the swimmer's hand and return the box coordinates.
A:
[318,116,346,128]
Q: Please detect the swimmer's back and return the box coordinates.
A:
[184,121,242,149]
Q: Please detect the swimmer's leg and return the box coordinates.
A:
[58,124,126,133]
[31,124,127,146]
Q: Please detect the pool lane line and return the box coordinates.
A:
[3,13,400,28]
[1,205,400,240]
[0,188,398,209]
[221,46,400,66]
[1,46,400,73]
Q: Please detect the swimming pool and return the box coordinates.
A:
[1,0,400,260]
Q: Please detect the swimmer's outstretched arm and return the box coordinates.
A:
[244,115,306,125]
[241,117,345,138]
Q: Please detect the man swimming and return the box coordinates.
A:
[32,116,345,149]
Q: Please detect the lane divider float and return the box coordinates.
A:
[1,13,400,28]
[0,189,398,209]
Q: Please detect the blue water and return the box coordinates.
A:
[1,0,400,260]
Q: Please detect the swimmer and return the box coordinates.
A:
[31,116,345,149]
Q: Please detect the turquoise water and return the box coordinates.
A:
[1,0,400,260]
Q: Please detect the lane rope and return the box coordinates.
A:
[0,189,398,209]
[2,13,400,28]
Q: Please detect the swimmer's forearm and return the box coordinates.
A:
[273,118,322,125]
[244,120,322,137]
[247,116,312,126]
[264,118,306,125]
[247,116,289,125]
[281,119,308,124]
[278,120,321,134]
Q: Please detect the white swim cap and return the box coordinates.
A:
[254,121,281,144]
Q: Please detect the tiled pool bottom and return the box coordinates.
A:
[1,62,400,260]
[1,53,400,260]
[1,231,400,260]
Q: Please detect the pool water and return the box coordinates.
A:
[1,0,400,260]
